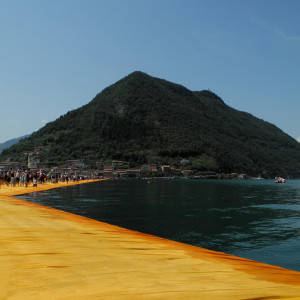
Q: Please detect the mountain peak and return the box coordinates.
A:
[1,72,300,177]
[123,71,152,82]
[128,70,149,77]
[194,90,225,106]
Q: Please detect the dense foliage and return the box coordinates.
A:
[1,71,300,177]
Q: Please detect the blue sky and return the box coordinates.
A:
[1,0,300,143]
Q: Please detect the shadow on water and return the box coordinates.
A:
[17,179,300,271]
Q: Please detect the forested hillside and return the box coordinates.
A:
[1,71,300,177]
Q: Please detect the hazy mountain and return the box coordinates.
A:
[0,135,30,154]
[1,71,300,177]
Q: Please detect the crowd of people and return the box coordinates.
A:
[0,170,89,188]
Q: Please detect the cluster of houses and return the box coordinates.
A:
[0,148,250,179]
[94,161,194,179]
[0,149,195,178]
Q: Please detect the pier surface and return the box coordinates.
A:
[0,180,300,299]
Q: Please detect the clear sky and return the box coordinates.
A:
[1,0,300,143]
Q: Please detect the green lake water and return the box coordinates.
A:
[17,179,300,271]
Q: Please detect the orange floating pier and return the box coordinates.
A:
[0,180,300,299]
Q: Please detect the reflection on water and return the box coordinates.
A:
[17,179,300,271]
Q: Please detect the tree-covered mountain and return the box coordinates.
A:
[1,71,300,177]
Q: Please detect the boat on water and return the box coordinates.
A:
[275,177,285,183]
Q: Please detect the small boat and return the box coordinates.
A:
[275,177,285,183]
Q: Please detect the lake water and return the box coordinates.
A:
[17,179,300,272]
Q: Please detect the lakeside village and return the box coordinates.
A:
[0,148,253,185]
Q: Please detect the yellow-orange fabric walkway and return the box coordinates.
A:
[0,180,300,299]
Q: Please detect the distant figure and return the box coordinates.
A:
[33,178,37,187]
[21,173,25,186]
[16,171,20,186]
[10,172,16,187]
[25,172,29,188]
[5,172,10,186]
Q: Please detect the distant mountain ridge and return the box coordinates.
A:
[1,71,300,177]
[0,135,30,154]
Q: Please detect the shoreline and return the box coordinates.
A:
[0,178,105,197]
[1,180,300,299]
